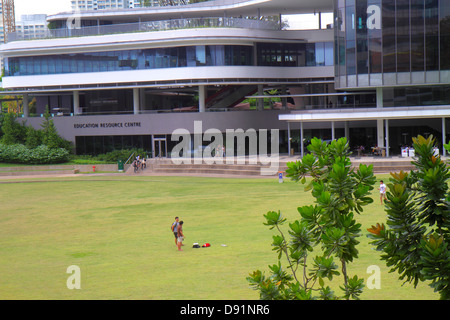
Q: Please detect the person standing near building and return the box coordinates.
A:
[379,180,387,204]
[177,221,184,251]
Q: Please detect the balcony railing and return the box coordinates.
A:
[6,17,280,42]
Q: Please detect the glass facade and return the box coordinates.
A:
[383,85,450,107]
[335,0,450,88]
[5,42,333,77]
[75,135,152,155]
[257,42,333,67]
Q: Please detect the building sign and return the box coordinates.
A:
[74,122,142,129]
[367,5,381,30]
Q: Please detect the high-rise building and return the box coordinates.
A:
[70,0,159,11]
[15,14,47,40]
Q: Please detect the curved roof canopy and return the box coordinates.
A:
[48,0,334,23]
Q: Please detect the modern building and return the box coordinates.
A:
[0,0,449,158]
[70,0,149,11]
[14,14,48,40]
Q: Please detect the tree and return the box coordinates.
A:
[367,135,450,300]
[41,105,70,150]
[247,137,376,300]
[25,125,43,149]
[0,113,27,145]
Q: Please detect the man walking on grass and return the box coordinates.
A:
[177,221,184,251]
[171,217,179,245]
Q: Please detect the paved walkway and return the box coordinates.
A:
[1,155,446,181]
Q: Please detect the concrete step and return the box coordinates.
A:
[0,169,78,176]
[0,165,75,172]
[147,158,416,176]
[0,164,128,177]
[150,167,264,176]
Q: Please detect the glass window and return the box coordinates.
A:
[144,49,155,69]
[41,57,48,74]
[440,1,450,70]
[345,0,356,41]
[33,57,41,75]
[62,57,70,73]
[99,53,107,72]
[357,39,368,74]
[7,45,254,76]
[356,0,368,38]
[84,55,93,73]
[196,46,206,66]
[214,45,225,66]
[186,46,196,67]
[396,0,411,72]
[411,0,425,71]
[55,57,63,74]
[315,42,325,66]
[382,0,396,73]
[367,0,382,73]
[69,57,77,73]
[48,56,56,74]
[92,53,100,72]
[425,0,439,71]
[306,43,316,66]
[77,58,84,73]
[346,40,356,74]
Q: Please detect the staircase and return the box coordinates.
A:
[352,158,416,174]
[144,158,277,177]
[144,157,419,177]
[207,85,258,110]
[0,157,420,179]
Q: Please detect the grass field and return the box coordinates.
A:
[0,174,438,300]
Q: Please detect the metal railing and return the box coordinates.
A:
[6,17,280,42]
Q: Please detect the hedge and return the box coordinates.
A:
[0,144,70,164]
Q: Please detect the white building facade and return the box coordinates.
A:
[70,0,158,11]
[0,0,448,157]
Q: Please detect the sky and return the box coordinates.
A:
[13,0,333,30]
[14,0,71,18]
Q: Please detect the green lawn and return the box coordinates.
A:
[0,174,438,300]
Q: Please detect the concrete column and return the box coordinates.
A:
[376,88,383,108]
[287,122,291,155]
[199,85,206,113]
[257,84,264,111]
[331,121,335,141]
[300,121,304,158]
[443,118,447,157]
[140,88,146,112]
[377,119,385,148]
[376,88,384,148]
[281,85,287,110]
[133,88,140,115]
[73,90,80,115]
[385,119,390,157]
[22,93,29,117]
[344,121,349,140]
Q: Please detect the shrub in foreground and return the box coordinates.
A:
[0,144,70,164]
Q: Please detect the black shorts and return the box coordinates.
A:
[174,232,178,238]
